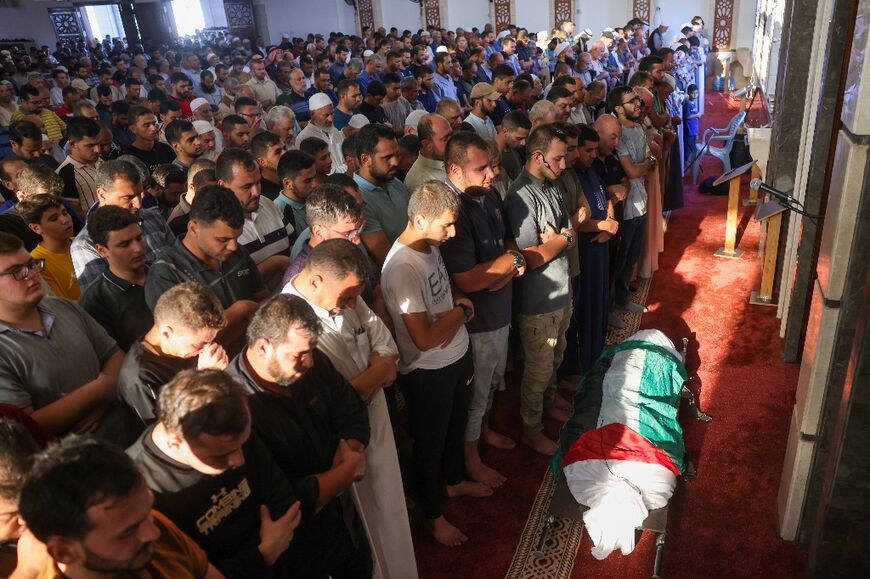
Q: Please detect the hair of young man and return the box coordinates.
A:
[159,100,182,117]
[638,55,663,73]
[413,64,433,80]
[66,117,101,143]
[153,281,227,330]
[250,131,281,160]
[233,96,258,114]
[169,71,191,86]
[491,64,516,83]
[164,119,195,146]
[61,85,79,99]
[246,293,322,347]
[586,80,605,95]
[606,85,636,114]
[277,150,316,182]
[304,238,370,283]
[96,85,114,99]
[526,124,567,157]
[156,369,249,441]
[547,85,573,103]
[87,204,140,248]
[16,164,64,198]
[152,163,187,189]
[16,194,64,226]
[407,180,461,220]
[552,75,576,89]
[0,232,24,257]
[354,123,395,159]
[575,123,600,146]
[501,110,532,132]
[627,71,651,88]
[221,115,248,136]
[0,418,40,502]
[127,105,154,126]
[9,121,41,146]
[18,435,144,543]
[336,78,359,99]
[323,172,360,193]
[189,184,245,229]
[110,100,131,116]
[397,133,420,156]
[215,148,257,184]
[444,130,488,172]
[381,72,402,88]
[341,132,359,160]
[365,80,386,98]
[95,159,141,192]
[298,137,329,158]
[305,183,362,227]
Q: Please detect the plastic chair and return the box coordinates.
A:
[691,111,746,183]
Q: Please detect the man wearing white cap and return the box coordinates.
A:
[245,58,280,110]
[189,97,213,124]
[464,83,500,139]
[295,93,346,174]
[649,22,669,52]
[192,119,220,161]
[403,109,427,136]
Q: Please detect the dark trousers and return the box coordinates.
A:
[558,274,582,379]
[402,347,474,520]
[613,213,647,306]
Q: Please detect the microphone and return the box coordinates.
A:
[750,178,794,202]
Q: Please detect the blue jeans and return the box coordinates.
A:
[613,214,647,306]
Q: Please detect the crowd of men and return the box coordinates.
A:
[0,14,709,578]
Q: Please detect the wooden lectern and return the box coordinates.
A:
[749,200,787,306]
[743,163,763,206]
[712,160,756,259]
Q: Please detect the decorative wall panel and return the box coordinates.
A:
[554,0,572,27]
[48,8,83,41]
[224,1,256,40]
[358,0,375,31]
[494,0,511,32]
[713,0,735,50]
[423,0,441,29]
[633,0,651,24]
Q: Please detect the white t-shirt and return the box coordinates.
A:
[381,240,469,373]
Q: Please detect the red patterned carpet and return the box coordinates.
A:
[412,91,808,578]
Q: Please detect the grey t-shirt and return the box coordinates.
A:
[616,123,649,220]
[0,297,118,410]
[503,170,571,315]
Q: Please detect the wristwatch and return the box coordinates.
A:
[509,250,525,270]
[560,231,574,246]
[458,303,473,321]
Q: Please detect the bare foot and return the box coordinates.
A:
[522,432,558,456]
[425,516,468,547]
[545,404,572,424]
[553,392,574,412]
[445,480,494,498]
[482,426,516,450]
[465,458,507,488]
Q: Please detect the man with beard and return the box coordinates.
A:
[294,93,346,174]
[126,106,177,172]
[225,294,372,578]
[217,149,292,292]
[246,58,280,110]
[145,185,267,346]
[127,369,303,578]
[0,233,130,442]
[286,67,312,124]
[56,117,103,212]
[10,85,66,143]
[440,133,524,490]
[609,86,653,318]
[166,120,204,171]
[197,69,224,107]
[353,123,410,267]
[464,83,499,139]
[167,72,194,119]
[403,113,450,192]
[494,110,530,181]
[221,115,253,151]
[71,159,174,288]
[18,435,224,578]
[251,131,286,201]
[503,125,576,456]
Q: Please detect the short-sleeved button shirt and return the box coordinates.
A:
[354,173,411,244]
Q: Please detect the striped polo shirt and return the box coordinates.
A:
[239,197,293,264]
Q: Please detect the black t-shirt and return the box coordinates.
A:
[118,340,196,426]
[79,269,153,352]
[126,142,177,174]
[260,177,282,202]
[225,350,370,577]
[358,101,387,124]
[0,209,41,251]
[592,153,626,187]
[127,425,303,579]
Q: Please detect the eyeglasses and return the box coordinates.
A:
[622,96,642,106]
[326,220,365,242]
[0,258,45,281]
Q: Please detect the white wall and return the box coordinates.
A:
[575,2,631,40]
[253,0,357,42]
[514,1,550,38]
[0,1,76,48]
[373,0,422,34]
[442,0,492,31]
[200,0,228,29]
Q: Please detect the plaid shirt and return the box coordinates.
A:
[71,207,173,289]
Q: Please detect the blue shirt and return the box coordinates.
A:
[433,73,458,101]
[357,71,380,96]
[333,108,354,130]
[684,98,700,135]
[353,173,410,245]
[418,87,440,112]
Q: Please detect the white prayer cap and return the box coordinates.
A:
[554,42,570,57]
[349,114,370,129]
[308,92,333,111]
[192,120,215,135]
[497,30,511,40]
[662,73,676,89]
[363,49,374,57]
[580,28,594,39]
[435,46,448,53]
[405,109,427,129]
[189,97,210,112]
[537,31,549,41]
